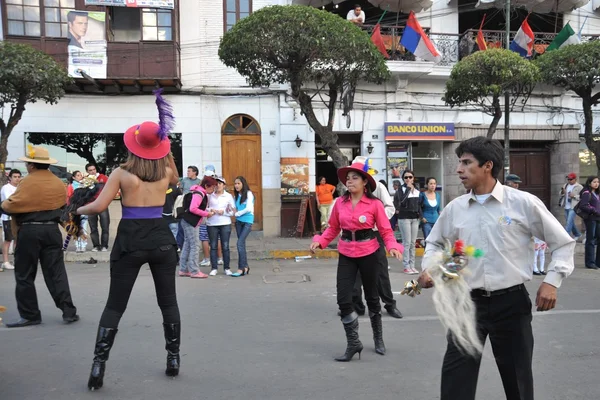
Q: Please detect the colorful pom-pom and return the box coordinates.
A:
[454,239,465,254]
[473,249,484,258]
[465,245,475,257]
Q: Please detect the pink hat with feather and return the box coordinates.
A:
[123,89,173,160]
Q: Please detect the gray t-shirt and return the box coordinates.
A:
[181,177,201,194]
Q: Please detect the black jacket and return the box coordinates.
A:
[394,185,422,220]
[162,184,182,224]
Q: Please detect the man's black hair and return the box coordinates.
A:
[85,162,98,172]
[67,11,88,23]
[31,163,50,170]
[187,165,199,175]
[8,169,21,177]
[354,4,361,8]
[455,136,504,179]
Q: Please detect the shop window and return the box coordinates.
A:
[411,142,443,192]
[142,8,172,41]
[26,132,183,181]
[224,0,251,32]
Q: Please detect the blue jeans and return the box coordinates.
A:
[208,224,231,270]
[564,209,581,237]
[168,222,178,240]
[389,215,398,231]
[176,220,184,249]
[422,222,435,242]
[179,220,199,274]
[584,219,600,267]
[235,221,252,269]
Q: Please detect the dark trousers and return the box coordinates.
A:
[441,286,534,400]
[337,251,381,316]
[352,232,396,311]
[208,224,231,270]
[89,209,110,249]
[14,224,77,321]
[99,245,180,329]
[584,219,600,267]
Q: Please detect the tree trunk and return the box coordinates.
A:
[0,98,26,185]
[581,97,600,174]
[486,96,502,139]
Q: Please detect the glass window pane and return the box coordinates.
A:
[143,12,157,27]
[44,0,60,6]
[226,25,234,31]
[7,0,24,5]
[24,0,38,5]
[60,8,70,22]
[62,23,69,37]
[227,13,236,26]
[45,22,61,36]
[45,8,60,22]
[226,0,235,11]
[158,27,171,41]
[60,0,75,7]
[25,21,41,36]
[157,11,171,27]
[239,12,249,20]
[8,21,25,35]
[143,27,158,40]
[24,6,40,21]
[7,5,23,20]
[240,0,250,13]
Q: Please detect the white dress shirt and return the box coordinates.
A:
[206,191,235,226]
[423,181,575,290]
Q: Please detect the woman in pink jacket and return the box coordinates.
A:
[179,177,217,278]
[310,158,403,362]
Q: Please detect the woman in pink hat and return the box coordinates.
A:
[310,157,403,362]
[76,90,183,390]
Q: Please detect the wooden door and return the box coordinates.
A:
[221,134,263,230]
[506,151,551,208]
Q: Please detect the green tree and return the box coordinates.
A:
[219,5,390,174]
[537,41,600,172]
[0,42,72,183]
[443,48,539,138]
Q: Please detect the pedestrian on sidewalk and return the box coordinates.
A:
[68,170,89,253]
[176,165,201,249]
[1,146,79,328]
[310,157,403,362]
[577,176,600,270]
[350,159,403,320]
[231,176,254,277]
[199,167,218,267]
[559,172,583,240]
[1,168,21,271]
[316,176,336,231]
[85,162,110,252]
[76,90,183,390]
[207,176,235,276]
[420,176,441,243]
[394,169,422,275]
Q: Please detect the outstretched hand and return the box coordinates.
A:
[417,270,434,289]
[389,249,403,261]
[536,282,557,311]
[309,242,321,253]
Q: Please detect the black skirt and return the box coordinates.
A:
[110,218,177,261]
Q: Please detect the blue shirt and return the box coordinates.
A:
[235,191,254,224]
[420,191,442,224]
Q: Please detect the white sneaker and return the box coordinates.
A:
[101,247,108,252]
[91,247,99,252]
[2,262,14,270]
[225,269,233,276]
[217,258,224,265]
[200,259,211,266]
[209,269,218,276]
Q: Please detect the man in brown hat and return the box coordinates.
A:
[0,146,79,328]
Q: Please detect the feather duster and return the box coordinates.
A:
[61,176,104,251]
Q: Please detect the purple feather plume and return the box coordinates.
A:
[153,88,175,141]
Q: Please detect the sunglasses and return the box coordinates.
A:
[404,176,414,179]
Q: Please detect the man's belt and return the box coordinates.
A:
[471,284,524,298]
[341,229,375,242]
[20,221,57,225]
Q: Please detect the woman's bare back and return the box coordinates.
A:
[119,167,174,208]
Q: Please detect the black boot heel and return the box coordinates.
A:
[87,327,118,391]
[335,312,363,362]
[370,311,386,355]
[163,323,181,377]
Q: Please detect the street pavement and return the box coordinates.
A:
[0,256,599,400]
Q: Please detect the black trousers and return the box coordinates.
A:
[441,286,534,400]
[337,251,381,316]
[352,232,396,311]
[89,208,110,249]
[99,245,180,328]
[14,224,77,321]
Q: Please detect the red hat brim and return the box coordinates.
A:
[123,123,171,160]
[337,166,377,191]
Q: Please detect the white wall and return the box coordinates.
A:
[417,2,459,34]
[564,3,600,36]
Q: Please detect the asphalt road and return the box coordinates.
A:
[1,257,599,400]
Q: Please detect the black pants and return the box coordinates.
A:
[441,286,534,400]
[337,251,380,316]
[14,224,77,321]
[352,232,396,312]
[89,209,110,249]
[99,245,180,328]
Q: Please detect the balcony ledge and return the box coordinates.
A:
[386,60,453,78]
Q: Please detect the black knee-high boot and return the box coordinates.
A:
[163,323,181,376]
[88,327,118,391]
[369,311,386,355]
[335,312,363,362]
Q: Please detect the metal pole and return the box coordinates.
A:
[504,0,511,179]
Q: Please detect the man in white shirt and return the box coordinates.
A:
[1,169,21,271]
[559,172,583,240]
[346,5,365,26]
[418,136,575,400]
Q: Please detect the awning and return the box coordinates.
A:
[291,0,344,6]
[476,0,590,13]
[367,0,433,13]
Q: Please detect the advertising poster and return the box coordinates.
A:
[280,158,309,197]
[67,11,107,79]
[85,0,174,8]
[387,156,408,192]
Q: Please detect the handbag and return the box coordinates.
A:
[573,191,591,219]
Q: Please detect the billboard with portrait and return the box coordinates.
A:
[85,0,174,8]
[67,11,107,79]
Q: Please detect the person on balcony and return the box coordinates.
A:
[346,5,365,26]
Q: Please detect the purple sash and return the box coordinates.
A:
[122,206,163,219]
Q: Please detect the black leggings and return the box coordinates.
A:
[337,251,381,317]
[99,245,180,328]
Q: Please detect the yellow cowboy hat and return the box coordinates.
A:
[19,145,58,164]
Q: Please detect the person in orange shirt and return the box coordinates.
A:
[316,176,336,230]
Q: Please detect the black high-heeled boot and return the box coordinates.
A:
[163,322,181,377]
[87,327,118,391]
[335,312,363,362]
[369,311,386,355]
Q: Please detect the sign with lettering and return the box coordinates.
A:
[384,122,455,141]
[85,0,174,9]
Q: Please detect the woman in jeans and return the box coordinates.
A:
[76,90,182,390]
[578,176,600,269]
[394,169,421,275]
[179,177,217,278]
[420,177,441,243]
[207,176,235,276]
[231,176,254,277]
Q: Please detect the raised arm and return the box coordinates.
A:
[76,169,122,215]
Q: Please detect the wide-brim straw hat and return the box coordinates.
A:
[19,145,57,164]
[337,156,377,191]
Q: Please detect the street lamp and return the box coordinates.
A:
[367,142,374,154]
[294,135,303,148]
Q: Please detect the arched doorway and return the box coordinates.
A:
[221,114,263,230]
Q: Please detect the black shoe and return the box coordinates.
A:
[88,327,118,391]
[369,312,386,355]
[163,323,181,377]
[585,265,599,270]
[335,312,363,362]
[63,314,80,324]
[5,318,41,328]
[540,271,546,275]
[533,271,542,276]
[385,306,403,319]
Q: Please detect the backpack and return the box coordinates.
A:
[173,195,185,219]
[180,190,208,226]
